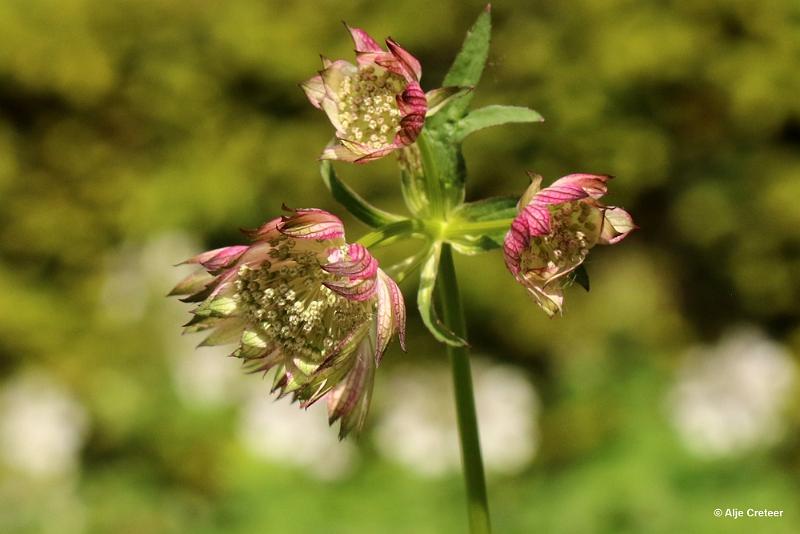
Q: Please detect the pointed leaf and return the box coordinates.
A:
[417,244,467,347]
[320,160,404,228]
[454,105,544,142]
[432,5,491,122]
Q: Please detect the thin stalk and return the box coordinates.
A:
[416,131,444,218]
[446,218,515,236]
[435,244,491,534]
[357,219,422,249]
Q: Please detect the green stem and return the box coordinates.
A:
[416,131,444,218]
[446,218,515,236]
[385,243,431,283]
[357,219,421,249]
[435,244,491,534]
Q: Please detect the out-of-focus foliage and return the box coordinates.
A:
[0,1,798,533]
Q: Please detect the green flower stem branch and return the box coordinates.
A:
[416,130,445,218]
[356,219,424,249]
[436,244,492,534]
[446,218,516,236]
[319,7,547,533]
[174,4,634,532]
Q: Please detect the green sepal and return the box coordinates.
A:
[241,329,267,349]
[194,296,237,318]
[417,243,468,347]
[320,160,404,228]
[199,318,244,346]
[454,105,544,142]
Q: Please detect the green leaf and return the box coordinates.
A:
[439,5,492,119]
[417,243,468,347]
[320,160,404,228]
[568,264,591,292]
[454,105,544,142]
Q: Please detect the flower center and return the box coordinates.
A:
[338,66,405,149]
[234,242,371,363]
[520,201,602,276]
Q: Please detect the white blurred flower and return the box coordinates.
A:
[668,326,797,457]
[171,345,247,407]
[374,360,539,477]
[105,232,251,408]
[100,232,199,323]
[0,372,89,478]
[237,384,357,481]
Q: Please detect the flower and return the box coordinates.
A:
[170,208,406,438]
[301,25,435,163]
[668,326,796,457]
[503,173,635,315]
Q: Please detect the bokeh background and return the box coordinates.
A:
[1,0,799,532]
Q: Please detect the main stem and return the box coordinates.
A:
[436,244,492,534]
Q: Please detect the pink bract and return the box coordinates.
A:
[301,25,431,163]
[171,207,406,438]
[504,173,635,316]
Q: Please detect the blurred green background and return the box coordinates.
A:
[1,0,799,532]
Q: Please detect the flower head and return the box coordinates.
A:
[170,208,406,438]
[301,25,428,163]
[503,173,635,316]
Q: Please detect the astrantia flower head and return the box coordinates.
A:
[170,208,406,438]
[301,25,434,163]
[504,173,635,316]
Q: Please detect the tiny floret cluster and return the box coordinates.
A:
[504,173,635,316]
[171,208,405,437]
[302,25,428,163]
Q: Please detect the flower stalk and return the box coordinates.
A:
[173,5,634,532]
[436,244,491,534]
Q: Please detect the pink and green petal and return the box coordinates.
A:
[534,174,610,206]
[382,270,407,351]
[346,25,383,54]
[278,208,345,240]
[327,335,376,438]
[300,74,326,109]
[323,243,379,279]
[599,207,636,244]
[169,269,214,297]
[324,276,377,302]
[385,38,422,81]
[518,172,544,208]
